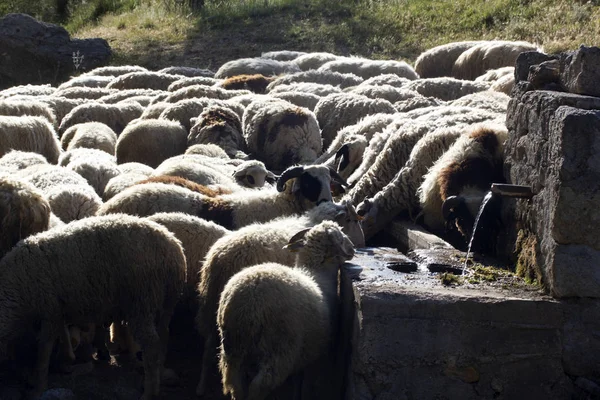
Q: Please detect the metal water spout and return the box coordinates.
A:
[490,183,535,199]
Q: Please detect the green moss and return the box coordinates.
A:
[440,272,463,286]
[514,229,542,285]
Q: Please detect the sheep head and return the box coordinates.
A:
[277,165,346,209]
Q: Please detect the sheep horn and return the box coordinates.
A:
[441,196,465,220]
[276,166,304,192]
[328,167,348,188]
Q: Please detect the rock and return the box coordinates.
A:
[39,388,76,400]
[560,46,600,97]
[514,51,556,82]
[0,13,111,89]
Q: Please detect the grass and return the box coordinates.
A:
[15,0,594,70]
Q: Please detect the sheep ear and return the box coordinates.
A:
[283,228,311,252]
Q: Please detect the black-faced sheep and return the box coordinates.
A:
[0,214,186,399]
[216,220,354,400]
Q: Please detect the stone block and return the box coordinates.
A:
[561,46,600,97]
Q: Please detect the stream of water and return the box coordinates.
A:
[463,190,493,273]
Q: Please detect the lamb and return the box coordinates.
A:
[402,77,491,101]
[60,122,118,154]
[452,40,540,80]
[261,50,307,61]
[214,57,301,79]
[0,178,51,259]
[318,57,419,80]
[216,220,355,400]
[97,164,344,229]
[266,70,363,91]
[271,91,321,111]
[58,101,144,136]
[243,99,323,172]
[0,150,48,174]
[187,105,248,158]
[185,144,230,159]
[115,119,188,168]
[313,93,396,149]
[168,76,222,92]
[0,115,61,163]
[159,66,214,77]
[291,52,341,71]
[106,71,185,91]
[0,99,57,127]
[217,74,274,94]
[0,214,186,399]
[413,41,485,78]
[417,122,508,253]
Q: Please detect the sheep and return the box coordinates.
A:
[319,57,419,80]
[57,75,114,89]
[195,201,363,396]
[0,99,57,127]
[0,214,186,399]
[0,84,56,98]
[135,175,233,197]
[271,91,321,111]
[62,151,121,196]
[58,102,144,136]
[216,220,355,400]
[187,104,248,158]
[16,164,103,222]
[164,85,252,103]
[313,93,397,149]
[0,150,48,174]
[490,73,515,95]
[151,158,242,188]
[168,76,222,92]
[323,135,368,181]
[98,88,167,104]
[103,172,152,201]
[449,90,510,114]
[116,119,188,168]
[0,178,51,259]
[452,40,540,80]
[359,73,411,88]
[217,74,274,94]
[231,160,277,189]
[159,98,238,132]
[345,106,503,205]
[243,99,322,172]
[394,95,444,113]
[81,65,148,77]
[215,57,301,79]
[267,70,364,91]
[118,162,155,175]
[97,164,344,229]
[185,144,230,159]
[261,50,307,61]
[53,86,117,100]
[30,96,86,126]
[413,41,485,78]
[0,115,61,164]
[106,71,185,91]
[159,66,215,77]
[140,102,171,120]
[146,212,229,299]
[268,82,342,97]
[416,123,508,254]
[474,66,514,83]
[59,147,116,167]
[60,122,118,154]
[347,84,422,103]
[402,77,491,101]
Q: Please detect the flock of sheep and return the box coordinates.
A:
[0,39,539,399]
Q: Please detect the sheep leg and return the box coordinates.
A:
[157,311,180,386]
[30,325,56,397]
[131,321,161,399]
[196,332,218,396]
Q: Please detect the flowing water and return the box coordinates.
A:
[463,190,494,272]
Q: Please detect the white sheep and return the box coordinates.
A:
[59,147,116,167]
[98,88,167,104]
[0,115,61,164]
[0,214,186,399]
[164,85,251,103]
[271,91,321,111]
[268,82,342,97]
[168,76,222,92]
[159,98,238,132]
[318,57,419,80]
[474,66,514,82]
[151,158,242,188]
[106,71,185,91]
[452,40,540,80]
[103,171,152,201]
[0,84,56,98]
[214,57,301,79]
[185,144,230,159]
[57,75,114,90]
[0,150,48,174]
[53,86,117,100]
[140,101,171,120]
[291,52,340,71]
[242,99,322,172]
[0,177,51,258]
[347,84,422,103]
[97,164,343,229]
[0,99,57,127]
[359,73,411,88]
[187,104,248,158]
[81,65,148,77]
[58,101,144,136]
[217,220,354,400]
[159,66,215,77]
[449,90,510,114]
[490,73,515,95]
[403,77,491,101]
[413,41,485,78]
[60,122,117,154]
[266,70,363,91]
[261,50,307,61]
[116,119,188,168]
[393,95,444,112]
[313,93,396,149]
[61,149,121,196]
[195,201,363,396]
[27,95,86,126]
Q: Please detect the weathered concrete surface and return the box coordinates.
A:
[503,88,600,298]
[341,250,600,400]
[384,220,454,253]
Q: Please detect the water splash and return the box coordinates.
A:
[463,190,493,273]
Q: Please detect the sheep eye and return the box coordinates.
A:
[247,175,255,185]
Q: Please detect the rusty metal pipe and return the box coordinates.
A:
[490,183,534,199]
